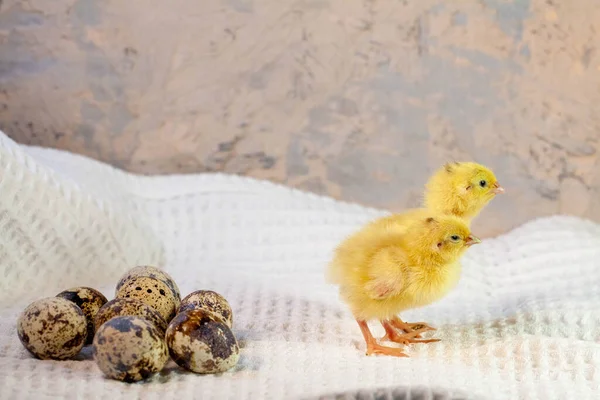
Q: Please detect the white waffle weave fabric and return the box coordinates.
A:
[0,130,598,400]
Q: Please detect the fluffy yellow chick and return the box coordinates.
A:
[425,161,505,223]
[327,213,481,357]
[370,162,504,235]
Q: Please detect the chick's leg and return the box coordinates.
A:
[381,320,440,345]
[390,316,437,338]
[356,319,408,358]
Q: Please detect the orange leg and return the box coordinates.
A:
[381,320,440,344]
[356,319,408,358]
[390,316,437,339]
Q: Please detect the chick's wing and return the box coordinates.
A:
[363,246,408,300]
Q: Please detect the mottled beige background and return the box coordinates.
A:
[1,0,599,236]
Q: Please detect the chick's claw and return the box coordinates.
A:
[395,323,433,339]
[366,343,409,358]
[381,320,440,345]
[405,323,436,331]
[390,317,437,337]
[382,333,441,345]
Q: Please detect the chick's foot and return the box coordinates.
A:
[390,316,436,338]
[381,320,440,345]
[367,342,409,358]
[356,319,408,358]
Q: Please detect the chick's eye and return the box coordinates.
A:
[479,180,487,187]
[451,235,460,241]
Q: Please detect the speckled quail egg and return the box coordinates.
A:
[178,290,233,328]
[115,265,181,302]
[166,309,240,374]
[115,276,179,322]
[93,315,169,382]
[94,298,168,336]
[17,297,87,360]
[56,287,108,344]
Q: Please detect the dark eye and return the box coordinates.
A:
[451,235,460,241]
[479,180,487,187]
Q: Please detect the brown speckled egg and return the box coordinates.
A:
[115,265,181,302]
[115,276,178,322]
[93,315,169,382]
[94,298,168,336]
[17,297,87,360]
[178,290,233,328]
[166,309,240,374]
[56,287,108,344]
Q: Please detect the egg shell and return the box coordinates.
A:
[94,298,168,336]
[166,309,240,374]
[93,315,169,382]
[56,287,108,344]
[178,290,233,328]
[115,276,178,322]
[115,266,181,302]
[17,297,87,360]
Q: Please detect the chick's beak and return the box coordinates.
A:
[465,235,482,246]
[492,182,505,194]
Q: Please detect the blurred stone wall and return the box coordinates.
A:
[1,0,599,236]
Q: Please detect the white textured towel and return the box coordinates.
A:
[0,130,598,400]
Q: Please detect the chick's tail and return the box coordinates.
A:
[325,239,370,286]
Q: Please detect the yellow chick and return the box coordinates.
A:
[369,162,504,235]
[424,161,505,223]
[327,212,481,357]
